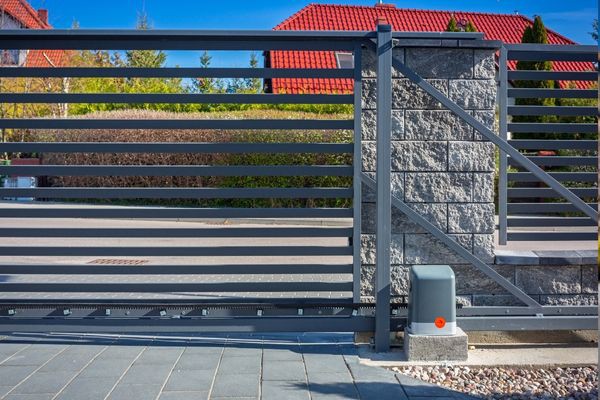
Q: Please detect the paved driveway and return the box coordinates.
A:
[0,332,473,400]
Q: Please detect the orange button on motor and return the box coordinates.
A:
[434,317,446,329]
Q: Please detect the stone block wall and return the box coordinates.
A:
[360,44,498,301]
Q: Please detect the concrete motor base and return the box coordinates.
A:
[404,327,468,361]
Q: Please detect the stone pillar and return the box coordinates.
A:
[360,43,498,304]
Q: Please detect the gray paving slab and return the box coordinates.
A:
[355,381,409,400]
[175,353,221,370]
[135,347,184,364]
[97,345,145,359]
[10,370,76,395]
[261,380,310,400]
[347,363,399,384]
[163,369,214,392]
[304,354,349,374]
[3,394,55,400]
[54,377,118,400]
[221,346,262,358]
[107,383,163,400]
[211,373,259,398]
[218,355,261,374]
[0,365,37,386]
[38,346,105,372]
[263,360,306,381]
[119,363,174,384]
[262,347,303,361]
[2,347,66,366]
[159,391,209,400]
[77,357,138,378]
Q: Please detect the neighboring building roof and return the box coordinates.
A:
[0,0,50,29]
[0,0,66,67]
[268,3,592,93]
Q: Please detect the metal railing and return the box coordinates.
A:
[498,44,598,243]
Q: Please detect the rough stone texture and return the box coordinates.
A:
[404,234,472,264]
[448,142,495,172]
[392,79,448,109]
[361,109,404,141]
[362,171,404,203]
[405,173,472,203]
[474,50,496,79]
[361,203,446,234]
[405,48,473,79]
[361,141,377,172]
[452,264,515,295]
[539,294,599,306]
[362,47,404,78]
[391,141,447,172]
[448,203,495,234]
[473,294,530,307]
[404,110,472,141]
[361,264,409,297]
[473,173,494,202]
[449,79,496,109]
[473,234,495,264]
[473,110,497,141]
[581,266,598,293]
[515,265,582,294]
[455,295,473,307]
[360,234,403,265]
[404,327,468,362]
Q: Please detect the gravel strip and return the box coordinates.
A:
[392,365,598,400]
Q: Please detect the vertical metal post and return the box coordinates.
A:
[375,22,392,352]
[352,43,363,304]
[498,45,508,245]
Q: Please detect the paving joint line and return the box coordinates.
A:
[341,342,363,400]
[50,344,111,400]
[0,342,33,365]
[0,342,71,400]
[258,335,264,400]
[154,343,186,400]
[102,338,148,400]
[298,334,313,400]
[206,335,226,400]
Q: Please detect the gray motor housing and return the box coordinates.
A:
[407,265,456,335]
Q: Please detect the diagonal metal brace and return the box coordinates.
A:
[361,173,542,308]
[389,54,598,223]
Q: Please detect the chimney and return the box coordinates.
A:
[37,9,48,25]
[374,2,396,9]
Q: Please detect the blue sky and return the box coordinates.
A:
[28,0,598,68]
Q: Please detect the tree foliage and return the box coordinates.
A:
[445,16,477,32]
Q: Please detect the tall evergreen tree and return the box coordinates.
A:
[446,16,458,32]
[513,15,556,139]
[465,20,477,32]
[193,51,215,94]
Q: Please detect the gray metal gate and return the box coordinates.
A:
[0,27,597,351]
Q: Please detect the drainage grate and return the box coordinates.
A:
[87,259,149,265]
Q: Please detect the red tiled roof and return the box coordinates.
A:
[0,0,67,67]
[269,4,593,93]
[0,0,50,29]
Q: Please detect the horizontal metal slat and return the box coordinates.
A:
[507,188,597,198]
[507,202,598,213]
[0,142,353,154]
[0,67,354,79]
[0,165,353,177]
[0,187,353,199]
[508,106,597,117]
[508,123,596,133]
[508,172,598,182]
[507,70,597,81]
[507,88,596,99]
[0,227,353,238]
[506,50,596,62]
[0,246,352,256]
[507,217,596,227]
[0,119,354,130]
[507,231,597,241]
[0,207,353,219]
[0,263,354,275]
[508,156,597,166]
[0,282,353,292]
[508,140,597,150]
[0,93,353,105]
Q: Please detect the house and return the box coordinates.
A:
[265,3,591,93]
[0,0,65,67]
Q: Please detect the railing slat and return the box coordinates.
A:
[508,140,597,150]
[508,123,596,133]
[507,70,597,81]
[508,156,597,166]
[508,172,598,182]
[507,217,596,227]
[507,188,596,198]
[0,187,353,199]
[508,106,597,117]
[508,88,596,99]
[0,119,354,130]
[0,142,353,154]
[507,203,598,213]
[0,165,353,177]
[507,232,597,241]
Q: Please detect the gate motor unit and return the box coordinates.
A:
[407,265,456,335]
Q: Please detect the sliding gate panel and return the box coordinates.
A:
[0,30,371,332]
